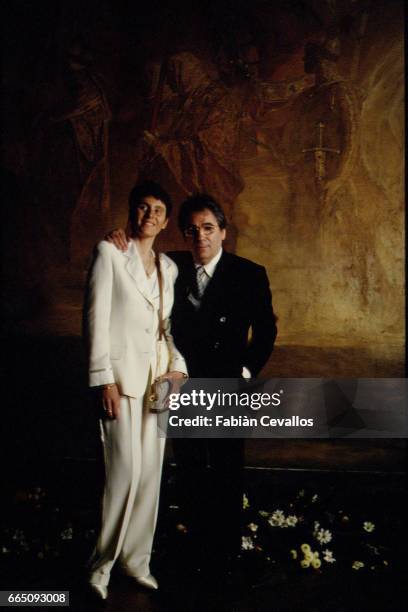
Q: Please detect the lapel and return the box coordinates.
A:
[124,241,172,308]
[177,253,200,301]
[158,253,174,305]
[199,250,233,313]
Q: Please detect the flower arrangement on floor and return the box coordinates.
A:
[1,487,96,563]
[241,489,391,574]
[1,477,399,579]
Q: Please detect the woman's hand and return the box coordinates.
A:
[156,371,187,399]
[102,384,121,419]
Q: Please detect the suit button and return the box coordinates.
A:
[145,328,151,334]
[214,342,220,349]
[219,316,226,323]
[147,304,153,311]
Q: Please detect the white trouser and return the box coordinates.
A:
[89,393,166,586]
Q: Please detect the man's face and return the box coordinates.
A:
[132,196,168,238]
[184,209,226,264]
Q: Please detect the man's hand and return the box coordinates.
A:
[105,228,129,252]
[102,384,121,419]
[156,371,187,403]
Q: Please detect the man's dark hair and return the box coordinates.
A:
[178,193,227,232]
[128,181,173,220]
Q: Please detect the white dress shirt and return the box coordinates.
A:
[194,247,223,278]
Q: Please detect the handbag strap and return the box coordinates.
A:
[155,252,165,341]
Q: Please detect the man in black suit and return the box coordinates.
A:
[168,194,277,571]
[106,193,277,573]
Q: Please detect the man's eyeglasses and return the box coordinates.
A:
[183,223,217,237]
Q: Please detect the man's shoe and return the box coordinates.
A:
[89,583,108,600]
[134,574,159,590]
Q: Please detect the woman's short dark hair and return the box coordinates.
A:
[178,194,227,232]
[128,181,173,220]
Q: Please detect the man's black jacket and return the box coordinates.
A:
[167,250,277,378]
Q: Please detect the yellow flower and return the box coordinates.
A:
[304,550,314,561]
[313,551,320,559]
[301,543,311,554]
[311,558,322,569]
[301,559,310,569]
[243,494,250,509]
[290,549,297,559]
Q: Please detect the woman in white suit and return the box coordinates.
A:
[85,181,187,600]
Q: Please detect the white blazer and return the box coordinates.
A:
[86,240,187,398]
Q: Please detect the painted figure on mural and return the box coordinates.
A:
[234,29,366,340]
[236,34,360,248]
[134,49,315,252]
[280,36,360,204]
[136,51,244,240]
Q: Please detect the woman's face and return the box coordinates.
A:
[132,196,168,239]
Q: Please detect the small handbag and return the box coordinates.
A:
[148,377,172,414]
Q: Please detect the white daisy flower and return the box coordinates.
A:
[315,528,332,545]
[268,510,285,527]
[323,549,336,563]
[363,521,375,533]
[285,515,298,527]
[241,536,255,551]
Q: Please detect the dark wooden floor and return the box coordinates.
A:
[1,464,407,612]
